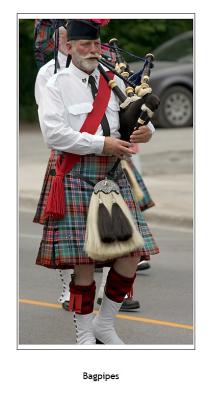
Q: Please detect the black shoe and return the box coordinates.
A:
[62,301,70,311]
[96,338,104,344]
[137,261,151,271]
[97,297,140,311]
[119,298,140,311]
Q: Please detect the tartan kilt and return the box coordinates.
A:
[33,150,56,225]
[127,159,155,211]
[34,153,159,269]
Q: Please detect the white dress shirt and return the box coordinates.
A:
[38,61,155,156]
[35,52,68,105]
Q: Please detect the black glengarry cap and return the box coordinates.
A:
[67,19,101,40]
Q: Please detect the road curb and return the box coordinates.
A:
[19,196,193,229]
[145,211,193,229]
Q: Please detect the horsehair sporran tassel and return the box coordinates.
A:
[111,199,133,241]
[121,159,144,202]
[85,178,144,261]
[98,196,116,243]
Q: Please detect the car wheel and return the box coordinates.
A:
[156,85,193,128]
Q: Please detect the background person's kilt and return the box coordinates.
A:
[127,159,155,212]
[34,153,159,269]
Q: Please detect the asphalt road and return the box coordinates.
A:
[19,210,193,347]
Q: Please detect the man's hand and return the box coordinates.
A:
[129,125,152,144]
[102,137,136,157]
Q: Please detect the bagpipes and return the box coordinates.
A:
[98,38,160,142]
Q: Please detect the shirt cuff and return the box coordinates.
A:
[90,135,105,155]
[147,121,155,134]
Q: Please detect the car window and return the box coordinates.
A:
[154,38,193,62]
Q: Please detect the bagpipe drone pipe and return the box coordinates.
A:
[98,39,160,142]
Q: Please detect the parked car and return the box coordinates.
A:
[130,31,193,128]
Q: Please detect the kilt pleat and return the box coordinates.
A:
[34,154,159,269]
[33,150,56,224]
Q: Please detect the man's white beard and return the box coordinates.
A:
[72,50,99,73]
[80,58,98,73]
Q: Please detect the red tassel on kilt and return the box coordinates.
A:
[44,153,80,219]
[44,175,65,219]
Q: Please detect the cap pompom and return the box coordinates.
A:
[89,19,110,26]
